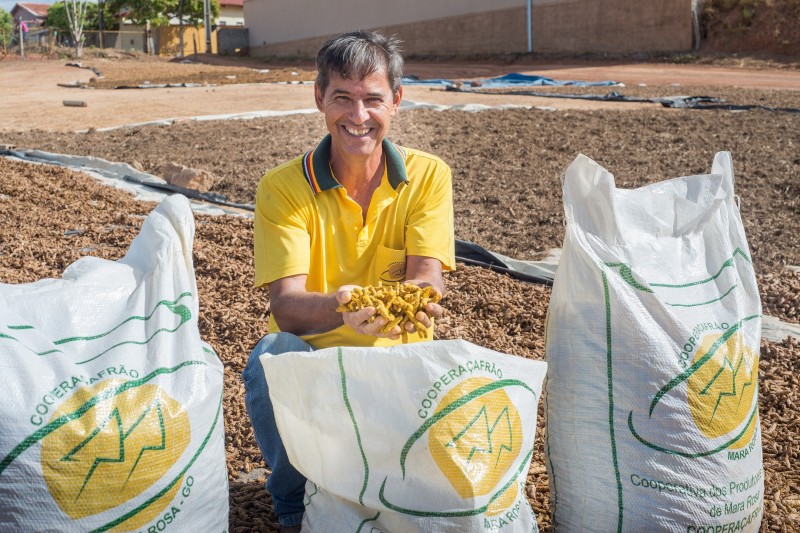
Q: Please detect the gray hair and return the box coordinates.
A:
[316,30,404,95]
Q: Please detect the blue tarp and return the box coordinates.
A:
[402,72,619,88]
[477,72,618,87]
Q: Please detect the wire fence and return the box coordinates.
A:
[1,27,149,56]
[1,25,242,57]
[1,27,57,56]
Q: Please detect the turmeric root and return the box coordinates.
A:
[336,282,442,338]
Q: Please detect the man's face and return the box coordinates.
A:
[315,70,402,163]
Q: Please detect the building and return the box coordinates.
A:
[243,0,693,58]
[10,2,50,29]
[218,0,244,27]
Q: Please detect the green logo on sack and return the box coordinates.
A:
[0,361,221,533]
[378,375,535,518]
[687,333,757,448]
[628,320,760,457]
[41,380,191,531]
[0,293,193,362]
[427,377,521,515]
[334,349,538,524]
[602,252,760,457]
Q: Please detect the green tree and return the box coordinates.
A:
[176,0,218,27]
[45,1,101,33]
[106,0,218,27]
[0,8,13,51]
[45,0,99,57]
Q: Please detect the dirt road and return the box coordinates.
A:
[405,60,800,89]
[2,58,798,133]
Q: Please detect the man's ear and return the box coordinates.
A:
[392,85,403,115]
[314,83,325,111]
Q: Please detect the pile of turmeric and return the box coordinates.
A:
[336,282,442,338]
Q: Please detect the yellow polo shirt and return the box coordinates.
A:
[254,135,455,349]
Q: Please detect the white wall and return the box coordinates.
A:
[218,5,244,26]
[244,0,525,47]
[244,0,691,58]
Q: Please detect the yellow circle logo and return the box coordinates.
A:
[428,377,523,516]
[688,333,758,449]
[41,380,190,530]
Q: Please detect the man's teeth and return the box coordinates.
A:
[346,126,370,136]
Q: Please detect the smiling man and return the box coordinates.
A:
[242,31,455,532]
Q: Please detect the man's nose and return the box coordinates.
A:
[349,99,370,123]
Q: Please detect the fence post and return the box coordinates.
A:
[98,0,105,49]
[18,18,24,58]
[203,0,211,53]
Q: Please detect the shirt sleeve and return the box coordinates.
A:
[405,157,456,271]
[253,170,312,287]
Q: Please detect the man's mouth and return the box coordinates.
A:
[344,126,371,137]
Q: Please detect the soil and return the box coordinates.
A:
[702,0,800,59]
[1,51,799,532]
[3,72,798,274]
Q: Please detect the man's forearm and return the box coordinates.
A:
[270,291,344,336]
[405,255,446,296]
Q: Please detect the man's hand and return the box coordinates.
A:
[401,280,444,335]
[335,285,402,339]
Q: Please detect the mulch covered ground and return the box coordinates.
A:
[1,68,799,531]
[85,54,318,89]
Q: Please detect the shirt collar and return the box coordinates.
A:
[302,134,408,194]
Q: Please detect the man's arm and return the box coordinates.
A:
[405,255,445,296]
[267,275,342,336]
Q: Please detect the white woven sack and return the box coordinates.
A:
[262,339,548,532]
[545,152,763,532]
[0,195,228,532]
